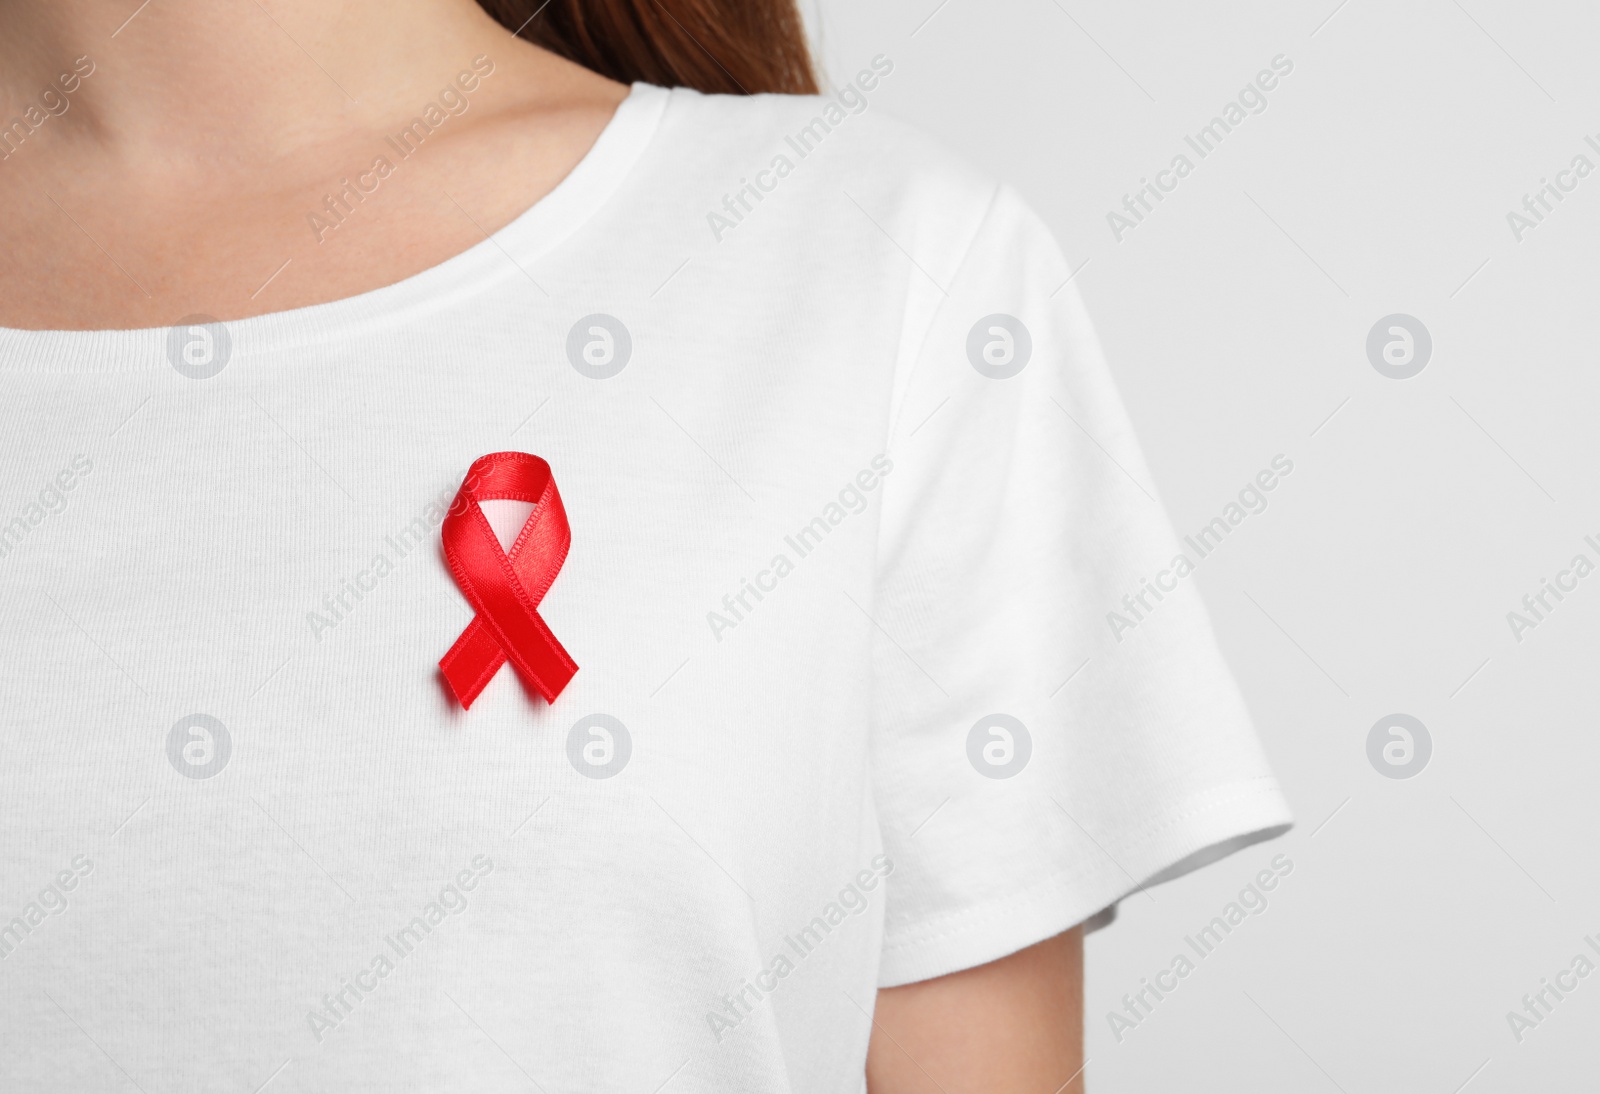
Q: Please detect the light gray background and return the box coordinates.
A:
[806,1,1599,1090]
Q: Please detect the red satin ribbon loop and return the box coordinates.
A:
[439,452,578,709]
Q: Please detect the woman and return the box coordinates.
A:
[0,1,1291,1090]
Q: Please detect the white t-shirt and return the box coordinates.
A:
[0,80,1291,1092]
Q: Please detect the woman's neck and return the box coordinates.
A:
[0,0,628,328]
[0,0,513,167]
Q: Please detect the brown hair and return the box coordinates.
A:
[475,0,818,95]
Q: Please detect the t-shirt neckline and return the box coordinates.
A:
[0,81,670,372]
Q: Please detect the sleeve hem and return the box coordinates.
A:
[876,777,1293,988]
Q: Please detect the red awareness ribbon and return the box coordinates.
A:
[438,452,578,709]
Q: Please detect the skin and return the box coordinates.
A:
[0,0,1087,1085]
[0,0,628,327]
[870,929,1085,1094]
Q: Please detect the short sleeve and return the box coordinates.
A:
[870,185,1292,988]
